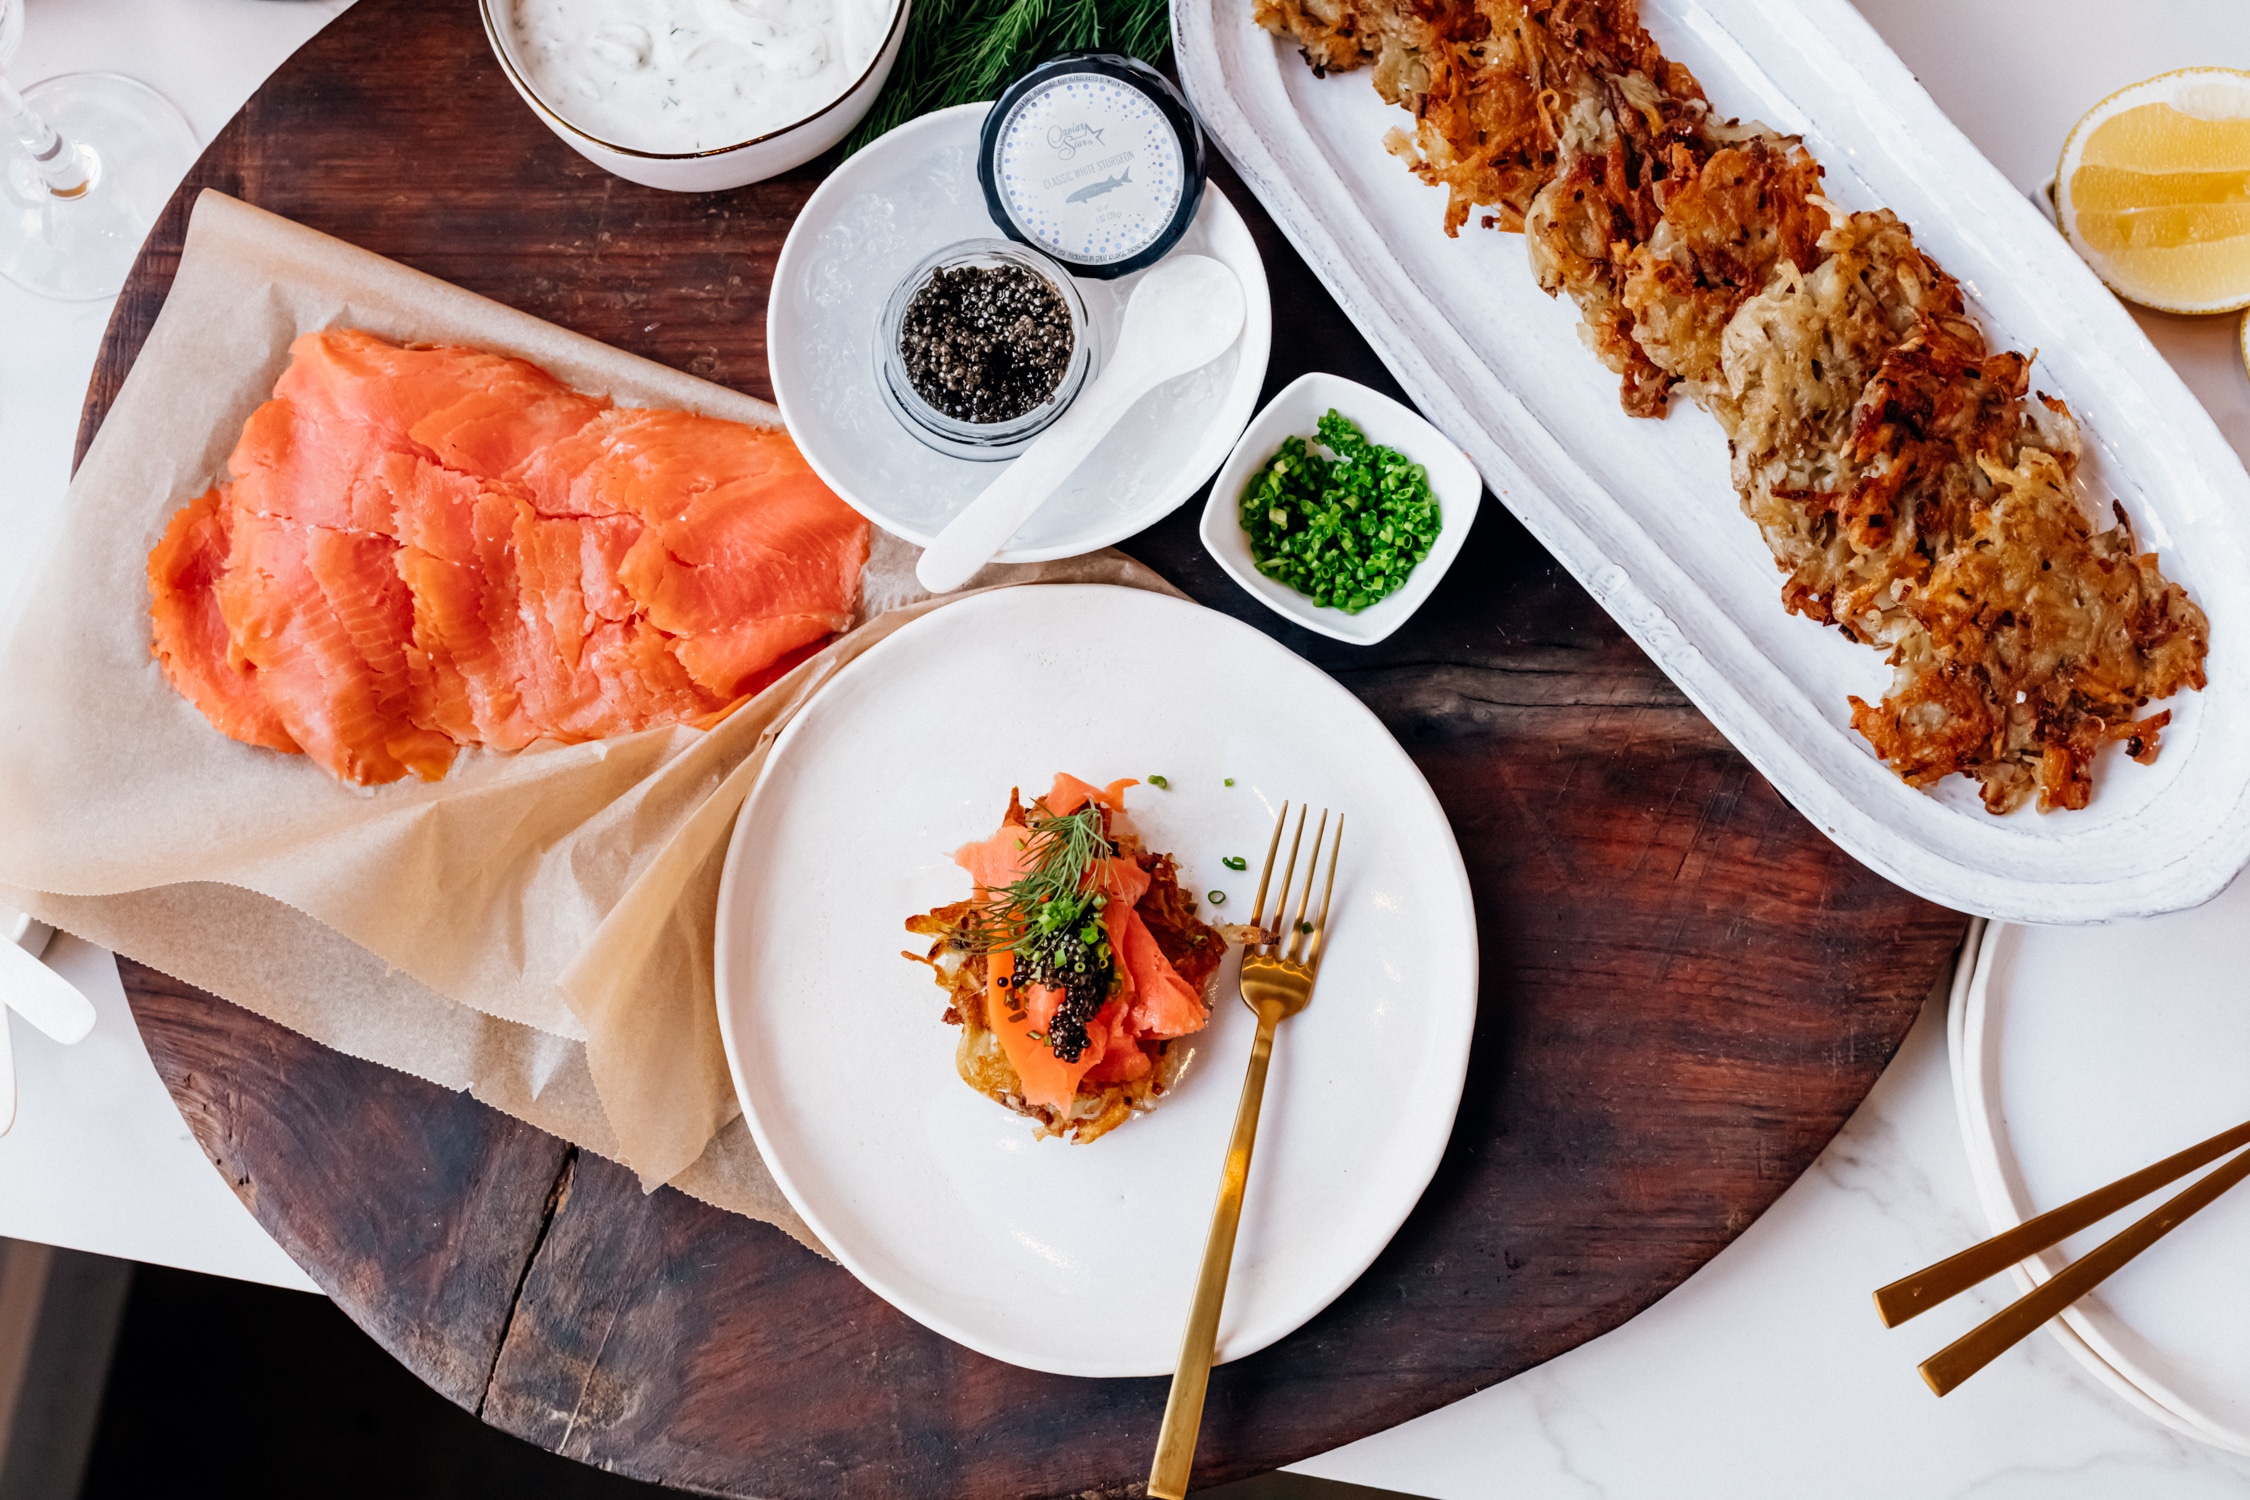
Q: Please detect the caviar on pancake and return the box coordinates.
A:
[903,774,1224,1144]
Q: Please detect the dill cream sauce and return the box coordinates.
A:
[508,0,890,154]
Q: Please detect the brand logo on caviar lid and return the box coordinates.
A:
[1046,122,1107,160]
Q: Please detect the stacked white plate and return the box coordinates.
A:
[1952,907,2250,1454]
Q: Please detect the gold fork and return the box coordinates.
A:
[1148,801,1341,1500]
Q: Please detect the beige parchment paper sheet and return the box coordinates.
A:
[0,191,1179,1255]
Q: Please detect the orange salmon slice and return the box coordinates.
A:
[952,774,1211,1116]
[146,330,871,785]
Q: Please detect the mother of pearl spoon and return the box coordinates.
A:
[0,912,96,1136]
[914,254,1246,595]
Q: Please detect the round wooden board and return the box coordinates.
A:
[81,1,1968,1494]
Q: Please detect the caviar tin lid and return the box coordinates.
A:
[976,52,1208,279]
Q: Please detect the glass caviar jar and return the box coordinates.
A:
[875,238,1097,461]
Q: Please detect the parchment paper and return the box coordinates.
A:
[0,191,1179,1253]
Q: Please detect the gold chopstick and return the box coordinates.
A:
[1875,1114,2250,1327]
[1917,1141,2250,1395]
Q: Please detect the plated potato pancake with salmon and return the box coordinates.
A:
[905,774,1225,1143]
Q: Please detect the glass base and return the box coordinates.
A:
[0,73,197,301]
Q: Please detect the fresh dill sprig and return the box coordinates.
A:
[845,0,1173,154]
[967,803,1112,945]
[964,801,1121,1063]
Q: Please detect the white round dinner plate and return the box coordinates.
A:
[766,103,1272,562]
[1953,902,2250,1455]
[714,585,1477,1376]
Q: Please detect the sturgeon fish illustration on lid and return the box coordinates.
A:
[1065,168,1132,204]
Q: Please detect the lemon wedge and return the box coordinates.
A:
[2057,68,2250,314]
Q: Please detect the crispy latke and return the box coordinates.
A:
[1850,450,2208,812]
[1259,0,2209,812]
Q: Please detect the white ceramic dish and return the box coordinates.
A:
[1953,909,2250,1455]
[1175,0,2250,923]
[713,585,1477,1376]
[478,0,910,192]
[767,104,1273,563]
[1201,371,1481,645]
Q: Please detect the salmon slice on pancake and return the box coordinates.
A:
[906,776,1225,1144]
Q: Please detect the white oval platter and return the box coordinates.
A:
[1174,0,2250,922]
[713,585,1477,1377]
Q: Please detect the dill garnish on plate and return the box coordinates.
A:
[903,776,1224,1145]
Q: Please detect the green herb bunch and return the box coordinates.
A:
[1240,409,1443,614]
[847,0,1174,153]
[968,803,1120,1061]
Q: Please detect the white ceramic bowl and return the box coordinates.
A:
[1200,372,1481,645]
[478,0,910,193]
[767,102,1272,562]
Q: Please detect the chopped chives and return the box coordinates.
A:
[1239,410,1441,614]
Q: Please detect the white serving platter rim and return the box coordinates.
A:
[711,584,1479,1376]
[1950,918,2250,1456]
[767,103,1274,564]
[1173,0,2250,923]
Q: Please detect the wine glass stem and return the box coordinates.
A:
[0,69,91,198]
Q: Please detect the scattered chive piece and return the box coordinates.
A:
[1240,410,1440,613]
[1297,919,1314,934]
[1147,774,1170,789]
[1207,890,1227,905]
[1223,856,1247,871]
[1224,777,1235,786]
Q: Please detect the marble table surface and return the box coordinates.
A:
[5,0,2250,1493]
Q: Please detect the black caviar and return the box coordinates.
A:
[1012,891,1114,1062]
[898,263,1073,424]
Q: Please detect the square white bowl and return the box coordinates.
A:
[1199,372,1481,644]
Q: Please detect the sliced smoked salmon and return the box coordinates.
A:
[147,329,871,784]
[147,489,297,753]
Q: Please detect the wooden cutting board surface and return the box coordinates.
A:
[80,1,1966,1493]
